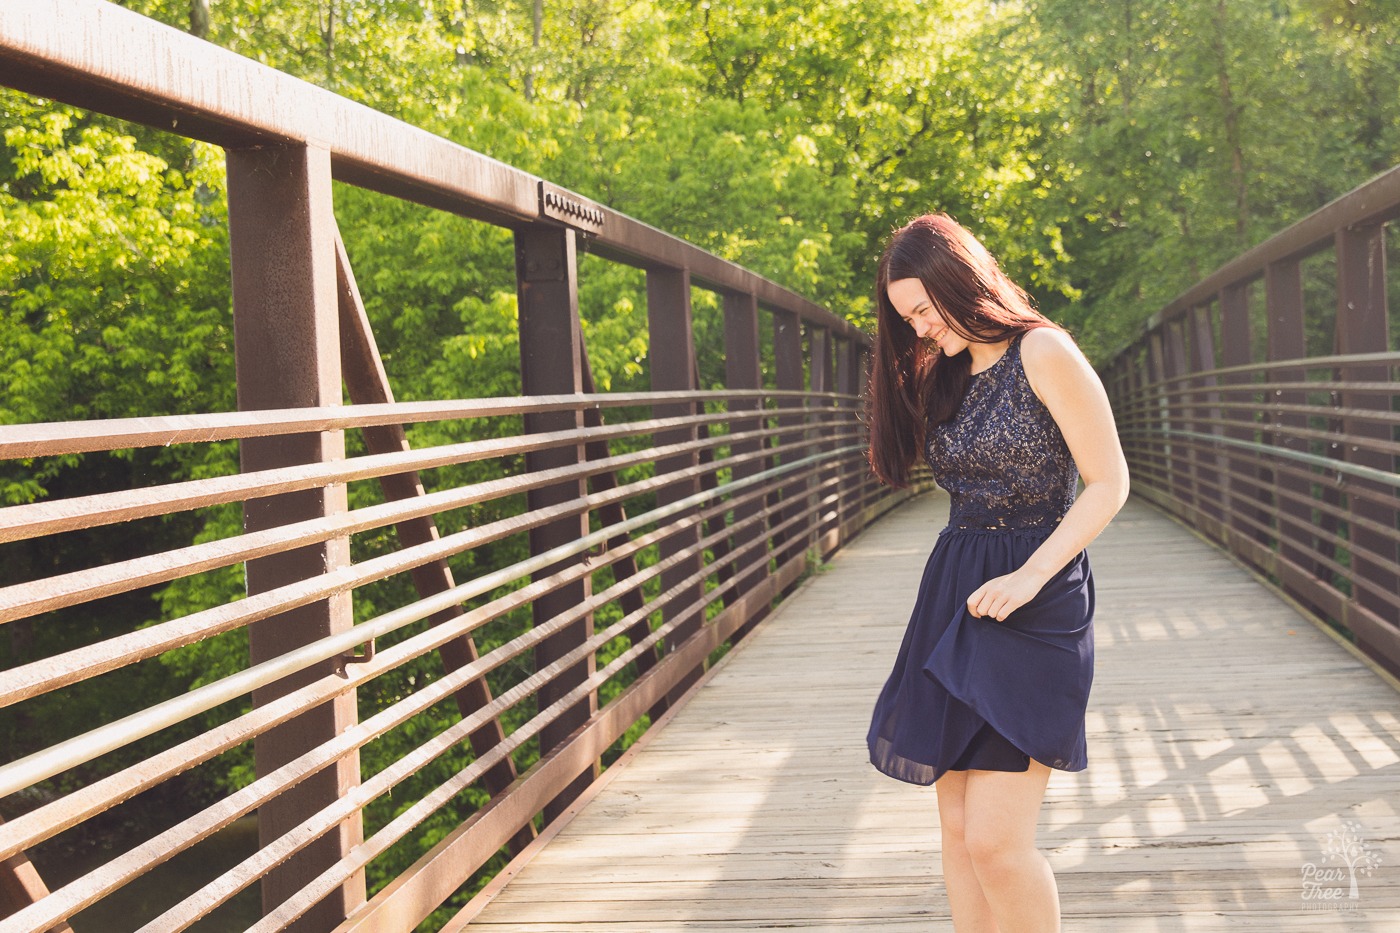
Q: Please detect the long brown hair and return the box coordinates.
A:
[866,213,1068,487]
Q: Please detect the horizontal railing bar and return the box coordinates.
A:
[242,514,802,933]
[0,444,860,798]
[0,406,830,543]
[329,543,817,933]
[0,448,845,865]
[0,390,858,460]
[1120,429,1400,466]
[0,428,859,706]
[1117,408,1400,457]
[2,580,590,932]
[1121,380,1400,406]
[1125,479,1400,661]
[1119,424,1400,480]
[27,525,722,931]
[1118,383,1399,420]
[0,484,583,697]
[149,484,817,931]
[248,611,674,933]
[1121,462,1400,619]
[1112,396,1394,429]
[1119,438,1400,574]
[1114,369,1400,414]
[1,430,857,708]
[1120,434,1400,501]
[0,473,736,860]
[1123,448,1400,540]
[1118,432,1400,521]
[1196,375,1396,394]
[9,477,811,932]
[0,419,805,621]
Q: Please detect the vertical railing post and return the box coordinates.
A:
[1134,348,1150,480]
[1188,302,1223,525]
[1148,330,1170,498]
[1264,258,1312,581]
[515,223,597,823]
[1117,351,1138,482]
[227,144,365,931]
[646,266,706,701]
[1116,357,1135,444]
[724,291,767,641]
[1162,318,1189,510]
[771,309,807,579]
[857,344,873,515]
[809,326,838,555]
[1218,283,1266,547]
[1335,223,1396,661]
[835,336,859,537]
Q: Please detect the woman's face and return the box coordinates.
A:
[886,277,968,357]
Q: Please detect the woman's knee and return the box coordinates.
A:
[962,825,1018,872]
[961,805,1038,871]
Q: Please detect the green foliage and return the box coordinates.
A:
[0,96,232,485]
[1016,0,1400,358]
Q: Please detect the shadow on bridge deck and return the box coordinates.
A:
[457,492,1400,931]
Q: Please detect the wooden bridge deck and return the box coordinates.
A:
[457,493,1400,931]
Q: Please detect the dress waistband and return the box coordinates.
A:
[938,522,1061,538]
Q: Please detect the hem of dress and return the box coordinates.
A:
[869,734,1082,786]
[868,735,942,786]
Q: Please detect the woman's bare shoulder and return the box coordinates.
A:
[1019,326,1094,403]
[1020,325,1082,358]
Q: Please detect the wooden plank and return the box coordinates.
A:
[465,493,1400,930]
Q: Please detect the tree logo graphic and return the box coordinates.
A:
[1301,819,1383,909]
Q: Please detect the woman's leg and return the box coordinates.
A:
[934,769,1001,933]
[962,760,1060,933]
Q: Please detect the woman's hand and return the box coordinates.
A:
[966,568,1048,622]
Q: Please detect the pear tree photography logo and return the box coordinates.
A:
[1300,819,1382,910]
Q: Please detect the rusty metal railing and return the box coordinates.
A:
[0,2,925,929]
[1103,164,1400,679]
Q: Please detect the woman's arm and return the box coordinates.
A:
[965,326,1131,621]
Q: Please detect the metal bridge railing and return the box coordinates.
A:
[1103,164,1400,681]
[0,2,924,929]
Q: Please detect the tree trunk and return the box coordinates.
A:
[322,0,337,88]
[524,0,542,101]
[1212,0,1248,241]
[189,0,210,38]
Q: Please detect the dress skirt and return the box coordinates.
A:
[867,524,1094,786]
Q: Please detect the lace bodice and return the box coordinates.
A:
[925,331,1078,530]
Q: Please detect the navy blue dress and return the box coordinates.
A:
[867,330,1094,786]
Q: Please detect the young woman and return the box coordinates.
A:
[865,214,1130,933]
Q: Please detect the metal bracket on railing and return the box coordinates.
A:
[539,182,605,234]
[338,637,376,674]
